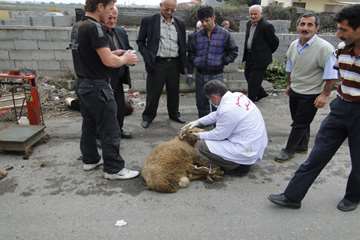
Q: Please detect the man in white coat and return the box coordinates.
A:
[183,80,268,175]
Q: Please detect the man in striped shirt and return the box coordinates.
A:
[268,4,360,212]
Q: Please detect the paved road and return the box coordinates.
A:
[0,93,358,240]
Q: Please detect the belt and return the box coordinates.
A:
[197,69,223,75]
[156,57,179,62]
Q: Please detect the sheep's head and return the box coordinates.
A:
[178,127,204,146]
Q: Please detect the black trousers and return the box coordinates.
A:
[113,85,126,130]
[285,89,318,153]
[142,58,180,122]
[284,97,360,203]
[244,57,268,102]
[77,79,124,174]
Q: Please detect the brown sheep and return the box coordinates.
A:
[141,127,224,193]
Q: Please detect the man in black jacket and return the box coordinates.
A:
[137,0,187,128]
[243,4,279,102]
[104,7,133,139]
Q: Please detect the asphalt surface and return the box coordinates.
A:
[0,92,359,240]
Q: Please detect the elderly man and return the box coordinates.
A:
[275,13,338,162]
[137,0,187,128]
[243,5,279,102]
[221,20,233,32]
[183,80,268,175]
[269,5,360,212]
[187,6,238,117]
[103,7,133,139]
[71,0,139,180]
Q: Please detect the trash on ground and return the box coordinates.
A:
[114,219,127,227]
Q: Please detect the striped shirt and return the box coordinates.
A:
[157,15,179,58]
[335,44,360,102]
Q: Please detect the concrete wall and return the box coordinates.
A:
[0,26,340,91]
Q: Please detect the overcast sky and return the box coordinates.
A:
[20,0,190,6]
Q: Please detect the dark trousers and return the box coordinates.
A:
[285,89,319,153]
[195,72,224,118]
[198,140,251,173]
[244,58,268,102]
[142,58,180,122]
[284,97,360,203]
[77,79,124,174]
[113,85,126,130]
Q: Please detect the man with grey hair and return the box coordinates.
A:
[275,13,338,162]
[182,80,267,175]
[137,0,187,128]
[242,4,279,102]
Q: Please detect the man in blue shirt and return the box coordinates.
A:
[187,6,238,117]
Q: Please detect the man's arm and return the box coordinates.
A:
[96,48,138,68]
[264,23,279,53]
[223,33,239,65]
[136,17,151,64]
[314,54,338,108]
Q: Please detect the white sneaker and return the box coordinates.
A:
[65,97,75,107]
[104,168,140,180]
[83,159,103,171]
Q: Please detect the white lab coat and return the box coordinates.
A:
[198,91,268,165]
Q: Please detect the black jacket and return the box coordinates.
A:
[136,13,186,74]
[107,26,133,89]
[242,18,279,68]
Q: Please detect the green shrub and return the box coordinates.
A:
[264,61,288,89]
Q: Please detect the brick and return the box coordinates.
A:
[0,50,9,60]
[32,16,53,27]
[45,30,69,41]
[53,16,74,27]
[14,40,38,50]
[0,30,22,40]
[54,50,72,60]
[38,41,69,50]
[59,60,74,72]
[32,50,55,60]
[37,60,60,70]
[0,40,14,50]
[22,30,46,40]
[0,60,15,70]
[9,50,33,60]
[15,60,38,70]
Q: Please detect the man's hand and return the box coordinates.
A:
[112,49,126,56]
[181,120,199,131]
[122,50,138,66]
[285,85,290,96]
[186,74,194,87]
[314,93,329,108]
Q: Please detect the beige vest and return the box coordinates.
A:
[287,35,334,94]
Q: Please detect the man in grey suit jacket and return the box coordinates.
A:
[137,0,187,128]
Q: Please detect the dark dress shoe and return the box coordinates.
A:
[268,193,301,209]
[170,116,186,124]
[121,130,132,139]
[274,149,294,162]
[256,92,269,102]
[337,198,358,212]
[141,120,151,128]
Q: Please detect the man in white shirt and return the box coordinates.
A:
[183,80,268,175]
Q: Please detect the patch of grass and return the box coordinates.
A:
[264,61,288,89]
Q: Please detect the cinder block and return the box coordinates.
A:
[14,40,38,50]
[15,60,38,70]
[45,30,69,41]
[53,16,74,27]
[54,50,72,60]
[0,50,9,60]
[32,50,55,60]
[37,60,60,70]
[0,60,15,70]
[9,50,33,60]
[59,60,74,72]
[38,41,69,50]
[0,40,14,50]
[0,30,22,40]
[32,17,53,27]
[22,30,46,40]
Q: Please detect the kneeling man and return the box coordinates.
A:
[183,80,268,175]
